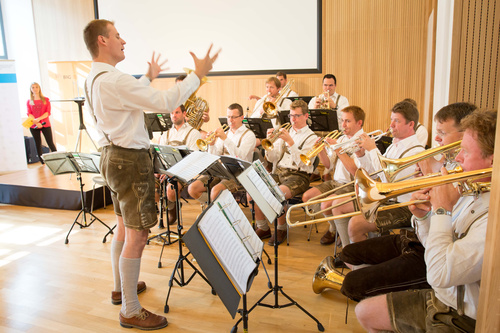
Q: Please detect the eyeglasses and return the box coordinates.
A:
[288,114,304,119]
[436,130,461,137]
[227,115,242,119]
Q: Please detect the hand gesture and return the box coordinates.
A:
[146,52,169,81]
[191,44,221,80]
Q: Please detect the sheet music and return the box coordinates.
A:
[247,168,283,214]
[197,190,261,295]
[166,151,219,182]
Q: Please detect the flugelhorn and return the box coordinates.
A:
[325,129,391,156]
[299,130,343,166]
[286,165,492,227]
[317,91,330,109]
[196,124,229,152]
[262,79,295,118]
[261,123,292,151]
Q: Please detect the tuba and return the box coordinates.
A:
[312,256,345,293]
[183,68,209,130]
[262,79,295,119]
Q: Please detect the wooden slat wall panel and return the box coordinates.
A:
[451,0,499,108]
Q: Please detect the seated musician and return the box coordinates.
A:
[301,106,369,246]
[157,105,201,224]
[188,103,256,203]
[249,76,292,120]
[355,109,495,333]
[253,100,318,245]
[175,74,210,137]
[308,74,349,125]
[249,71,298,101]
[345,100,426,243]
[334,102,476,302]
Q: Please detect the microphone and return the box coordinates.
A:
[31,121,46,129]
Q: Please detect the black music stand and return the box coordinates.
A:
[42,152,114,244]
[286,95,314,104]
[232,163,324,332]
[245,118,274,139]
[145,112,172,135]
[308,109,339,132]
[218,117,228,128]
[51,98,99,152]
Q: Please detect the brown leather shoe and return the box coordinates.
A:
[167,206,177,225]
[255,228,271,240]
[111,281,147,305]
[119,308,168,330]
[268,229,287,246]
[320,230,335,245]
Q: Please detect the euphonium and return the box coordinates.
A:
[183,68,209,130]
[262,79,295,118]
[312,256,345,293]
[196,124,229,152]
[299,130,343,166]
[261,123,292,151]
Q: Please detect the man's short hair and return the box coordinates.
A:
[391,101,419,130]
[179,105,186,112]
[266,76,281,89]
[434,102,477,127]
[342,106,365,127]
[323,74,337,85]
[228,103,244,116]
[175,74,186,82]
[290,100,309,114]
[276,71,287,79]
[460,109,497,158]
[83,19,114,58]
[402,98,417,107]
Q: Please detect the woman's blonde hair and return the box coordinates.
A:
[29,82,47,105]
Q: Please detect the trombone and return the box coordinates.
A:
[196,124,229,152]
[304,139,463,217]
[286,166,492,227]
[261,123,292,151]
[262,79,295,118]
[300,130,343,166]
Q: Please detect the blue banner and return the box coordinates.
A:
[0,73,17,83]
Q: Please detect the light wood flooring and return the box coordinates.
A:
[0,171,365,332]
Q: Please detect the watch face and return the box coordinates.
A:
[435,207,450,215]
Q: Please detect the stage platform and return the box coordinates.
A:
[0,165,110,210]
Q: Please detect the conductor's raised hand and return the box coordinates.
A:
[191,44,221,80]
[146,52,169,81]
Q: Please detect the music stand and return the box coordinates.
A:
[145,112,172,135]
[277,110,290,126]
[376,135,393,155]
[286,95,314,104]
[218,117,228,128]
[245,118,274,139]
[42,152,114,244]
[308,109,339,132]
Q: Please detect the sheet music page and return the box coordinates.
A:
[247,168,283,214]
[166,151,219,182]
[215,190,263,262]
[198,196,259,295]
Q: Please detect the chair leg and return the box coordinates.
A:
[91,183,96,213]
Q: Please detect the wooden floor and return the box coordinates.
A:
[0,168,366,332]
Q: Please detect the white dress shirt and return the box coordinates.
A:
[159,122,201,151]
[414,192,489,319]
[208,124,256,162]
[308,92,349,125]
[266,125,318,174]
[85,62,200,149]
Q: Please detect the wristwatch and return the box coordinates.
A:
[434,207,452,216]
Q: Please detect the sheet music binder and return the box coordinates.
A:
[237,160,285,223]
[183,190,263,318]
[152,144,191,172]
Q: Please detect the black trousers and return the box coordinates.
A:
[29,126,57,163]
[339,233,430,302]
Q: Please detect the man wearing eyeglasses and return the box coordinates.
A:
[252,100,318,245]
[188,103,256,202]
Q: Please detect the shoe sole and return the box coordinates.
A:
[120,321,168,330]
[111,285,147,305]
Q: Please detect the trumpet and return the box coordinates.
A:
[261,123,292,151]
[183,68,209,130]
[287,165,492,227]
[317,91,330,109]
[325,129,391,156]
[262,79,295,118]
[299,130,343,166]
[196,124,229,152]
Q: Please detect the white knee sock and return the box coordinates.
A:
[197,192,208,205]
[334,217,351,248]
[120,257,142,317]
[256,219,269,231]
[277,223,287,231]
[111,240,124,292]
[323,214,337,233]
